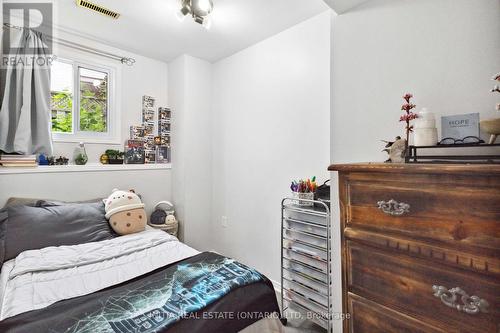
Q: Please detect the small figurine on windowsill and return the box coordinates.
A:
[47,156,69,165]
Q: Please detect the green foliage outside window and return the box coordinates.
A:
[79,79,107,132]
[51,76,108,133]
[51,91,73,133]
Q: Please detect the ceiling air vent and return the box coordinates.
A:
[76,0,120,19]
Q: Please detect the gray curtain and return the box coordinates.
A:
[0,28,53,155]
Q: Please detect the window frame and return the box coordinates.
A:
[51,56,120,144]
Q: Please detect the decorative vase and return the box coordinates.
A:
[413,108,438,146]
[480,118,500,144]
[74,142,88,165]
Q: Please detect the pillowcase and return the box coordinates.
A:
[3,197,103,208]
[0,201,117,264]
[4,197,40,208]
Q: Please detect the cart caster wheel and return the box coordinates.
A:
[280,318,287,326]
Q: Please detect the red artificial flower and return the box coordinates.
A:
[399,112,418,122]
[401,103,416,112]
[403,93,413,103]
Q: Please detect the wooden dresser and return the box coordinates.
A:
[328,163,500,333]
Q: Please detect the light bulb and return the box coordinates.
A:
[195,0,211,12]
[192,0,213,15]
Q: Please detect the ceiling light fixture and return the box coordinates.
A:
[176,0,214,29]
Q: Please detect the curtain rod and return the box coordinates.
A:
[2,23,136,66]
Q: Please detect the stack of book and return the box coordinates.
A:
[0,154,37,167]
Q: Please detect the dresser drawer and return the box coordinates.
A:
[347,241,500,332]
[348,293,448,333]
[346,180,500,251]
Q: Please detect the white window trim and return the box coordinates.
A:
[51,56,122,145]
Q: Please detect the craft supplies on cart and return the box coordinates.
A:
[290,177,317,207]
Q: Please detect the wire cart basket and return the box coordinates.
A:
[281,198,332,332]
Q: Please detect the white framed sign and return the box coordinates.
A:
[441,113,480,140]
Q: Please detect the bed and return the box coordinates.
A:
[0,199,282,333]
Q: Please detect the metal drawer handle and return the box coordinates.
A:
[377,199,410,216]
[432,285,489,315]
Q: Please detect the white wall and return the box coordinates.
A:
[52,31,169,163]
[0,169,172,215]
[168,55,213,250]
[211,12,331,283]
[331,0,500,163]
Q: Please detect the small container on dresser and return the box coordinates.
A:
[413,108,438,146]
[329,163,500,333]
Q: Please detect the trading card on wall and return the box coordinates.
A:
[142,95,155,109]
[129,125,145,140]
[158,107,171,121]
[142,109,155,123]
[145,150,156,164]
[156,146,170,164]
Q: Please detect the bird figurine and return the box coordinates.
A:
[382,136,407,163]
[480,72,500,144]
[382,136,402,150]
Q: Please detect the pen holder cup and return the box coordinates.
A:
[292,192,315,207]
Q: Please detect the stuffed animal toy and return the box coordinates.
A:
[166,214,177,225]
[104,189,147,235]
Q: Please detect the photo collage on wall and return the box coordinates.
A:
[125,96,171,164]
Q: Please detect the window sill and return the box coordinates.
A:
[0,163,172,175]
[52,136,122,145]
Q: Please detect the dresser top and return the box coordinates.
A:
[328,163,500,175]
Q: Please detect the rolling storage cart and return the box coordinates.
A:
[281,198,332,332]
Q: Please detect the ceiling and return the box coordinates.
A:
[52,0,329,63]
[322,0,372,14]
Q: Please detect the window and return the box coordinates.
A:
[50,58,117,143]
[79,67,108,133]
[51,61,73,133]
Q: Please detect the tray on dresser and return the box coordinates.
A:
[406,143,500,164]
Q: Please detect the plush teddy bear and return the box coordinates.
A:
[104,189,147,235]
